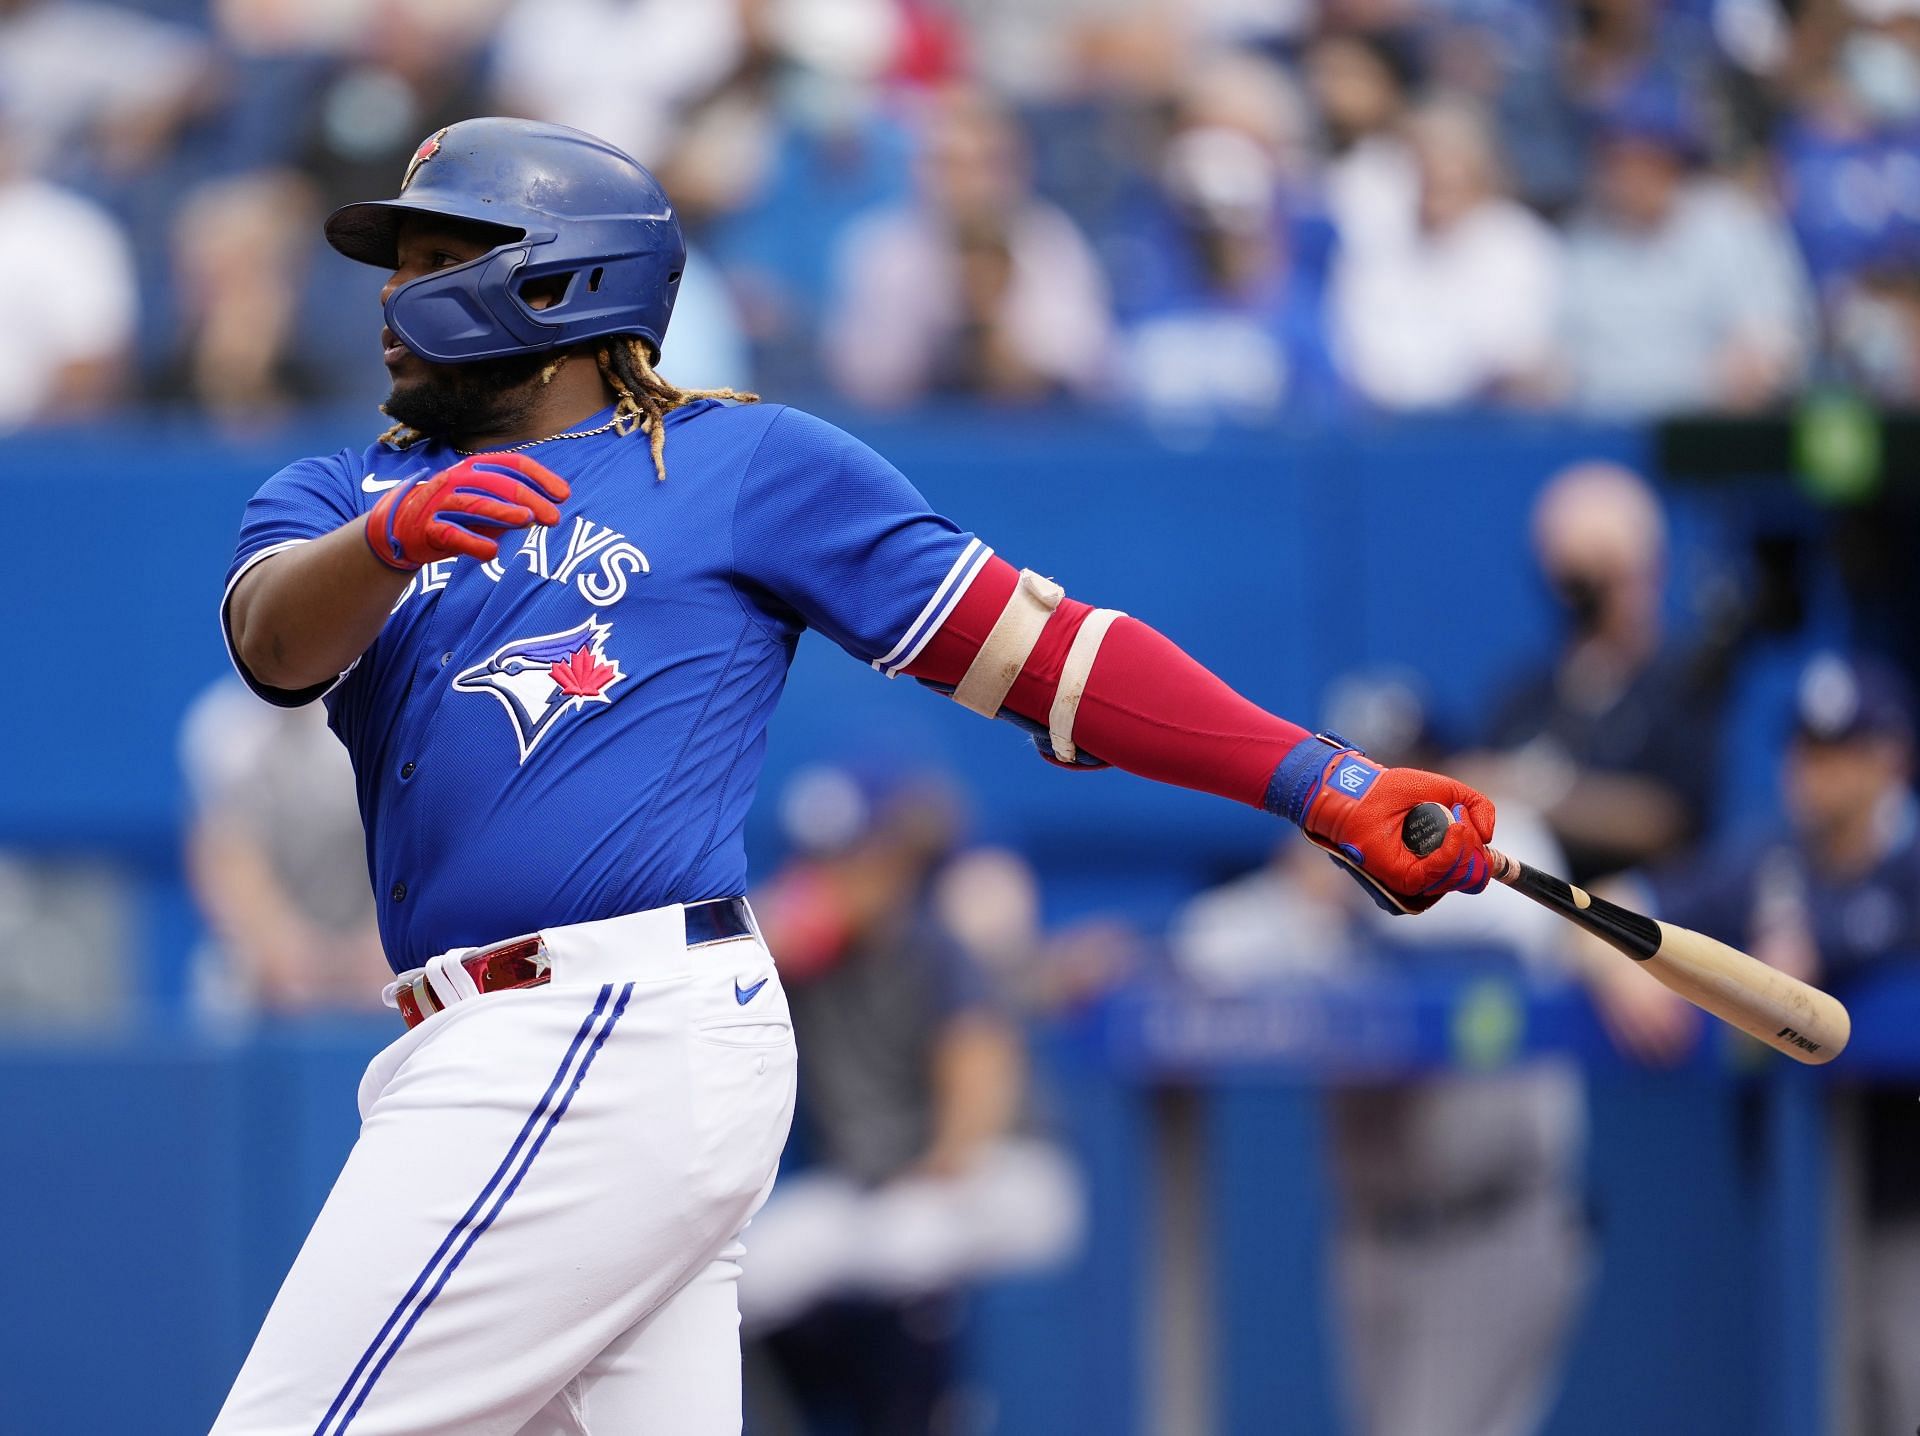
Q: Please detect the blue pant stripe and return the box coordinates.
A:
[334,981,634,1433]
[313,983,615,1436]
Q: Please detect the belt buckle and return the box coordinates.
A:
[396,973,437,1028]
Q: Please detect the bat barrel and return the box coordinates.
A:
[1398,800,1851,1064]
[1647,922,1851,1064]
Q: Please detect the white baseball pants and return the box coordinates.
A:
[211,904,797,1435]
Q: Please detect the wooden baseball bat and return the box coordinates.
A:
[1401,802,1850,1064]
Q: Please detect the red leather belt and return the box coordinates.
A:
[396,897,755,1029]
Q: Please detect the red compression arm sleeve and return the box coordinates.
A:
[902,556,1310,807]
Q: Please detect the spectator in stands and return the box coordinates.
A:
[1418,0,1584,215]
[1111,51,1345,420]
[1308,29,1421,246]
[163,171,323,423]
[1560,0,1723,114]
[491,0,745,167]
[738,765,1082,1434]
[655,0,925,392]
[1471,461,1725,884]
[0,122,136,428]
[823,84,1113,407]
[1555,81,1814,415]
[1330,95,1562,409]
[179,677,388,1016]
[1589,652,1920,1430]
[1828,237,1920,401]
[173,1,509,412]
[0,0,212,182]
[1172,672,1589,1436]
[1774,4,1920,402]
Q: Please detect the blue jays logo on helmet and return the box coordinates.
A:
[453,617,625,763]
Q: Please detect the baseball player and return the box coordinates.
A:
[213,117,1499,1435]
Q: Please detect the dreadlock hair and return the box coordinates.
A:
[597,336,758,481]
[378,335,757,480]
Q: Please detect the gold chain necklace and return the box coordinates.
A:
[454,415,621,456]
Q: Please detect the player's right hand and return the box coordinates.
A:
[1269,735,1496,915]
[365,453,570,571]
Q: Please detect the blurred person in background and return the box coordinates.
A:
[1825,231,1920,402]
[163,171,324,423]
[179,676,389,1018]
[1559,0,1726,118]
[1587,652,1920,1430]
[1111,50,1346,420]
[824,83,1113,407]
[1329,95,1562,410]
[1774,0,1920,402]
[942,0,1195,107]
[739,765,1082,1435]
[221,1,502,201]
[0,118,136,428]
[1470,461,1726,884]
[1172,672,1589,1436]
[198,0,756,411]
[0,0,213,183]
[1416,0,1584,216]
[655,0,930,392]
[1308,28,1421,245]
[491,0,745,169]
[1555,80,1814,415]
[173,0,508,412]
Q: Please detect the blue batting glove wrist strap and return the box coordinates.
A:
[1264,731,1360,826]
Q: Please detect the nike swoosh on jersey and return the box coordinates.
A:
[734,976,769,1006]
[362,473,407,493]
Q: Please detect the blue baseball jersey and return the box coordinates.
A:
[222,401,990,970]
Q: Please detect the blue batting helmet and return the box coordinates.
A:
[324,117,685,365]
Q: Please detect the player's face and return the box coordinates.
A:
[378,215,555,441]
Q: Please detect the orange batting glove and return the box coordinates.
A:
[1268,733,1496,914]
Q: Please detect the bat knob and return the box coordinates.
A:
[1401,801,1454,858]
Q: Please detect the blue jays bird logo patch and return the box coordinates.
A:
[453,618,626,763]
[401,128,446,192]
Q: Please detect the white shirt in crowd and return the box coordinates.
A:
[1559,179,1814,417]
[491,0,744,167]
[0,178,136,429]
[825,200,1113,407]
[1332,195,1563,411]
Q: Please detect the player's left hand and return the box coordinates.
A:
[1270,736,1496,915]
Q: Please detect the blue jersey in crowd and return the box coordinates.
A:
[222,401,988,970]
[1649,798,1920,987]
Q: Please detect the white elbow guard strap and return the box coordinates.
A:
[947,566,1124,767]
[952,569,1063,717]
[1047,607,1124,763]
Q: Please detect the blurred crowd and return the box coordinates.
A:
[7,0,1920,430]
[8,0,1914,1428]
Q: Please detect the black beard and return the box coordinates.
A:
[382,349,559,443]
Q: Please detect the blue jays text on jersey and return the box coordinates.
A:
[222,401,992,970]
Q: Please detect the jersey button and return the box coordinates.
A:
[400,761,416,779]
[391,881,408,903]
